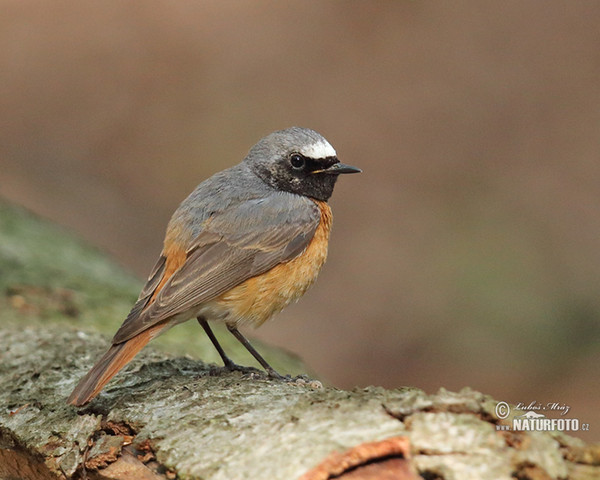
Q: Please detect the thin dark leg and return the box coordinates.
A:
[197,317,237,369]
[227,325,285,379]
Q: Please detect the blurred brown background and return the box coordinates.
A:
[1,1,599,440]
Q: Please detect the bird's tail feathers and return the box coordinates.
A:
[67,324,164,406]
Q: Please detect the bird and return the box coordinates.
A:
[67,127,361,406]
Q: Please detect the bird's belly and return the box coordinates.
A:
[205,201,332,327]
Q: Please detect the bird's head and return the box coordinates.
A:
[246,127,361,201]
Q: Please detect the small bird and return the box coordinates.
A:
[68,127,361,406]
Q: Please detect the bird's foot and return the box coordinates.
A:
[227,363,264,376]
[206,361,260,377]
[211,361,322,388]
[264,366,288,381]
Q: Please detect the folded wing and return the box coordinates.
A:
[112,193,320,343]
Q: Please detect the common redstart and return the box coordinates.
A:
[68,127,361,406]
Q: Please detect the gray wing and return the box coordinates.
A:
[113,193,320,343]
[121,255,167,325]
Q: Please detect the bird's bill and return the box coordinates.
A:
[312,163,362,175]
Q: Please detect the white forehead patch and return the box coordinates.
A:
[300,140,337,159]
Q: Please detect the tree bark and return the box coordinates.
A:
[1,199,598,480]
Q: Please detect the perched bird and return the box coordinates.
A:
[68,127,361,406]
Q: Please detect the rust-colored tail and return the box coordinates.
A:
[67,324,164,406]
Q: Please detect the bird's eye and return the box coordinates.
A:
[290,153,305,170]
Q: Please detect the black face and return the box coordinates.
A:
[267,152,343,202]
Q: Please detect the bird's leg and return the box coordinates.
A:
[197,317,240,370]
[226,325,286,380]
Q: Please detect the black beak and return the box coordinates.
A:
[315,162,362,175]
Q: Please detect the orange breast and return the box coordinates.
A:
[213,200,333,327]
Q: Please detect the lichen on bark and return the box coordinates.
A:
[1,199,599,480]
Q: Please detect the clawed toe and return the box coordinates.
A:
[226,363,263,376]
